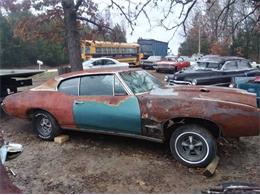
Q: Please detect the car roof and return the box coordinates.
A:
[32,67,136,91]
[88,57,117,61]
[198,56,247,63]
[58,66,135,80]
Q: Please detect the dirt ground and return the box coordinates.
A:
[1,70,259,193]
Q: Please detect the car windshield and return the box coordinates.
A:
[165,57,177,62]
[147,56,161,61]
[83,59,95,64]
[120,70,164,94]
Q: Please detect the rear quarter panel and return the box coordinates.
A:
[2,91,77,129]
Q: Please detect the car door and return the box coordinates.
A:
[73,74,141,134]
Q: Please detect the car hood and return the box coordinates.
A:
[174,69,219,80]
[156,61,177,65]
[145,85,258,108]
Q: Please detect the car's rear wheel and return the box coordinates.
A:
[169,124,217,167]
[33,111,61,140]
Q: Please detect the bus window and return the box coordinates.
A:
[96,47,101,54]
[85,47,90,54]
[107,47,111,54]
[112,47,116,54]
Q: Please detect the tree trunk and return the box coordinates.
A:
[62,0,82,72]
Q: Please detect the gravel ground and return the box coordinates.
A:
[1,69,259,193]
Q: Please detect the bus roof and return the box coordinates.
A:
[81,40,139,48]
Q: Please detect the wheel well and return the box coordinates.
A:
[163,117,221,142]
[27,108,52,119]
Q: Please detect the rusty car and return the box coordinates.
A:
[1,67,260,167]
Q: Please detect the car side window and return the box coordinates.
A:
[103,59,116,65]
[114,76,128,96]
[222,61,237,70]
[92,60,103,66]
[80,75,113,96]
[58,77,79,96]
[237,60,251,70]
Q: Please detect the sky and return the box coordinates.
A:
[96,0,186,55]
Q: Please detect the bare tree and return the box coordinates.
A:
[109,0,259,36]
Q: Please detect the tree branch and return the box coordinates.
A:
[77,16,113,31]
[75,0,84,11]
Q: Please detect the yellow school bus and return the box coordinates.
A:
[81,40,143,66]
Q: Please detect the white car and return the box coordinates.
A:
[251,61,260,69]
[82,58,129,69]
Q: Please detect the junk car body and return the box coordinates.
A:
[2,67,260,167]
[166,57,258,86]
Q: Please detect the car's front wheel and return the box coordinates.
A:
[33,111,61,140]
[170,124,217,167]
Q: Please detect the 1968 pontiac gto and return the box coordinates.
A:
[2,67,260,167]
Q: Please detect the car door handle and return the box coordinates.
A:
[75,101,84,105]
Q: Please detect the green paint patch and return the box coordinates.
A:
[73,96,141,134]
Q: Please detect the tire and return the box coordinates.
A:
[169,124,217,168]
[32,110,61,140]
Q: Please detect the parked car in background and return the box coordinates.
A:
[251,61,260,69]
[154,56,190,73]
[179,56,198,66]
[231,76,260,108]
[2,67,260,168]
[141,56,162,69]
[166,56,258,86]
[82,57,129,69]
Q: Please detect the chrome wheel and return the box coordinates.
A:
[175,132,209,164]
[36,114,52,137]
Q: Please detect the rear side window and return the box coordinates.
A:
[80,75,113,96]
[237,60,251,69]
[58,77,79,96]
[222,61,237,70]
